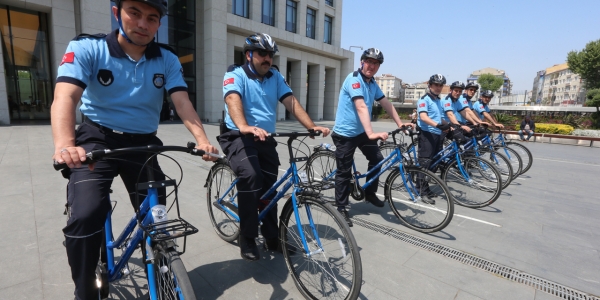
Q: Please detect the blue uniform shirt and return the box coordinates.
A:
[473,99,491,121]
[441,94,468,124]
[223,64,293,133]
[459,93,474,110]
[56,30,187,134]
[417,93,445,135]
[333,69,385,137]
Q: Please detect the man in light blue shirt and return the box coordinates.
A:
[332,48,410,226]
[474,90,505,129]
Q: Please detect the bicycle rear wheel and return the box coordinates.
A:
[280,196,362,300]
[505,142,532,174]
[206,162,240,242]
[150,242,196,299]
[477,149,513,189]
[384,166,454,233]
[496,146,523,178]
[306,150,337,203]
[442,156,502,208]
[378,142,408,188]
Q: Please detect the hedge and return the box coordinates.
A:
[535,123,574,135]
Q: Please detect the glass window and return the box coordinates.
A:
[325,0,333,6]
[233,0,249,18]
[306,7,316,39]
[285,0,297,33]
[323,15,332,44]
[262,0,275,26]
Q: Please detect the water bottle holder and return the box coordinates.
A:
[142,218,198,243]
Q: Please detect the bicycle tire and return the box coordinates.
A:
[477,148,514,189]
[384,166,454,233]
[378,142,408,188]
[441,156,502,208]
[206,162,240,242]
[279,196,362,300]
[505,142,533,174]
[151,242,196,299]
[306,150,337,203]
[495,146,523,178]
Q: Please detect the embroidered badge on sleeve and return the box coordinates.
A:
[60,52,75,66]
[352,82,360,89]
[223,78,234,86]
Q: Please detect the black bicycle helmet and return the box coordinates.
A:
[113,0,168,17]
[465,82,479,90]
[428,74,446,85]
[481,90,494,98]
[243,33,279,54]
[450,81,465,90]
[360,48,384,64]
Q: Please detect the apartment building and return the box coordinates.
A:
[0,0,353,124]
[539,63,585,106]
[375,74,402,102]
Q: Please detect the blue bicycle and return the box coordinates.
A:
[306,128,454,233]
[55,143,211,299]
[205,131,362,300]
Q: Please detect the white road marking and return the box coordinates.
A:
[536,157,600,167]
[379,193,502,228]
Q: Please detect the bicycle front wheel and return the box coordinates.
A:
[384,166,454,233]
[442,156,502,208]
[505,142,532,174]
[150,242,196,299]
[477,149,513,189]
[306,150,337,203]
[280,196,362,300]
[206,162,240,242]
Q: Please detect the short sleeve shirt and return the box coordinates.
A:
[441,94,468,124]
[333,69,385,137]
[223,64,293,133]
[416,93,445,135]
[459,94,474,110]
[56,30,187,134]
[473,100,491,121]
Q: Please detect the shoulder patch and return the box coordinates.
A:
[73,33,107,41]
[419,103,426,108]
[444,103,451,107]
[227,64,241,72]
[157,43,177,55]
[223,78,234,86]
[352,82,361,89]
[353,71,359,77]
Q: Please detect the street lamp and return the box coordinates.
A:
[348,46,363,51]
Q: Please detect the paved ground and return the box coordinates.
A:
[1,121,599,300]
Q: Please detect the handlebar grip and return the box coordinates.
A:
[53,156,94,171]
[191,148,225,159]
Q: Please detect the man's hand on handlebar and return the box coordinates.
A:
[196,143,220,161]
[368,132,389,141]
[53,146,94,170]
[240,125,269,141]
[311,126,330,138]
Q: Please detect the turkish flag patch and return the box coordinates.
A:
[60,52,74,66]
[444,103,451,107]
[352,82,360,89]
[463,100,468,104]
[223,78,234,86]
[419,103,425,108]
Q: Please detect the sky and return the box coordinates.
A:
[339,0,600,92]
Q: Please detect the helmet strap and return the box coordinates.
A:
[117,8,152,47]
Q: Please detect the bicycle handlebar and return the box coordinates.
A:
[53,142,223,171]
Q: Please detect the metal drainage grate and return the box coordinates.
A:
[351,216,600,300]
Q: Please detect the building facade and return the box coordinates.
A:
[539,63,585,106]
[375,74,402,102]
[467,67,512,99]
[0,0,353,125]
[402,83,427,105]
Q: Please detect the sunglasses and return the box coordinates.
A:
[255,49,275,58]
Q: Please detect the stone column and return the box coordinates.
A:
[0,42,7,125]
[290,60,307,120]
[324,67,340,120]
[273,55,288,121]
[203,0,228,122]
[308,64,324,120]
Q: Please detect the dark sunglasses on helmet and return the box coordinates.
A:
[255,49,274,58]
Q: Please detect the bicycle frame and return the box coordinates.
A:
[213,134,326,257]
[406,137,471,181]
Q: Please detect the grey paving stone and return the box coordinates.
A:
[454,290,484,300]
[534,290,565,300]
[0,278,43,300]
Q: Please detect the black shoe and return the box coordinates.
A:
[239,236,259,261]
[264,238,297,255]
[338,207,353,227]
[420,191,437,205]
[365,194,385,207]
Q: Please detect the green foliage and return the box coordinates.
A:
[477,73,504,91]
[567,39,600,90]
[585,89,600,128]
[536,123,574,135]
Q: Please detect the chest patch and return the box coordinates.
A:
[153,74,165,88]
[97,69,113,86]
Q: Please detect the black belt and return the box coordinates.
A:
[84,118,157,138]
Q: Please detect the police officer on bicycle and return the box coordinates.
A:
[416,74,451,204]
[474,90,505,129]
[52,1,218,298]
[331,48,411,226]
[441,81,472,132]
[459,82,488,126]
[219,33,330,261]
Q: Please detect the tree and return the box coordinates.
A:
[567,39,600,89]
[477,73,504,92]
[585,89,600,128]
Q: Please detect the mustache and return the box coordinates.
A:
[261,62,271,66]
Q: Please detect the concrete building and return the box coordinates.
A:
[467,67,512,99]
[0,0,353,125]
[539,63,585,106]
[375,74,402,102]
[402,83,427,105]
